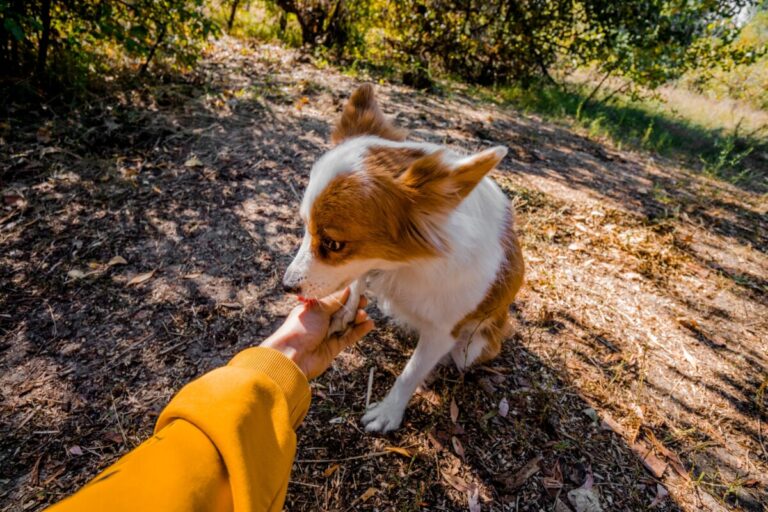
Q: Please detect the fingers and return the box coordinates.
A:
[342,318,375,347]
[323,316,374,359]
[317,287,351,315]
[353,309,368,325]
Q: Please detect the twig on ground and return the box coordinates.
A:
[158,338,191,356]
[111,393,129,447]
[365,366,374,409]
[287,178,301,203]
[296,451,394,464]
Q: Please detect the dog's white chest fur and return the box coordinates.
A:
[368,177,509,334]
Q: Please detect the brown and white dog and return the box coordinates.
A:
[283,85,524,432]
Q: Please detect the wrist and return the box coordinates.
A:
[260,336,303,373]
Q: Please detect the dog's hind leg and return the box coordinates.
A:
[450,311,508,370]
[362,328,453,433]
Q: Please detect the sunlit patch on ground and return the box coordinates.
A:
[1,38,766,511]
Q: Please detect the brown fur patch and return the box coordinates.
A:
[331,84,406,145]
[308,145,508,272]
[451,208,524,364]
[364,146,427,178]
[308,170,438,266]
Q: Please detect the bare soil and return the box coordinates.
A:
[1,38,767,511]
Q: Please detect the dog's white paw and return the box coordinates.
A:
[328,301,357,337]
[361,400,404,433]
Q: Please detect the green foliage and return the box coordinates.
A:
[682,6,768,109]
[700,123,756,181]
[485,79,765,187]
[0,0,218,85]
[353,0,759,90]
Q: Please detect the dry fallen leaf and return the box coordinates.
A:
[68,445,83,456]
[183,272,202,279]
[452,436,465,459]
[567,473,603,512]
[498,397,509,417]
[323,464,340,477]
[358,487,377,503]
[543,460,564,490]
[384,446,412,458]
[67,269,86,280]
[103,431,123,444]
[3,193,24,206]
[295,96,310,110]
[630,440,668,479]
[107,256,128,267]
[468,485,481,512]
[184,156,203,168]
[442,471,470,493]
[219,302,243,309]
[127,270,156,286]
[450,397,459,423]
[495,454,543,491]
[649,483,668,507]
[676,316,698,329]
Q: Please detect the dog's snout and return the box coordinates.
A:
[283,282,301,294]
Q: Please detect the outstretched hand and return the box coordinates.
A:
[261,288,374,380]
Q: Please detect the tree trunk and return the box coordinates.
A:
[576,67,613,119]
[35,0,52,80]
[275,0,321,47]
[139,25,166,75]
[227,0,241,31]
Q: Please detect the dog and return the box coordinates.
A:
[283,84,524,432]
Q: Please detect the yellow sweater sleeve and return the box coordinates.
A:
[47,347,311,512]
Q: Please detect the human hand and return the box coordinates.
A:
[261,288,374,380]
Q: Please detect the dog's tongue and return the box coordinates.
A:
[297,296,318,306]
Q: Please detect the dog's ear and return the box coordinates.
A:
[400,146,507,204]
[331,84,406,145]
[395,146,506,252]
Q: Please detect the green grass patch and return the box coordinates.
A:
[470,81,767,191]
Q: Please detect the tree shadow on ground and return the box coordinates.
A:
[2,39,766,511]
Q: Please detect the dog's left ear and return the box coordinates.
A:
[449,146,508,198]
[331,84,406,145]
[396,146,507,253]
[401,146,507,203]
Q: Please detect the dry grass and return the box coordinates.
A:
[1,38,767,511]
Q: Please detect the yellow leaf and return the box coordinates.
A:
[384,446,412,458]
[184,156,203,168]
[450,397,459,423]
[108,256,128,267]
[127,270,156,286]
[323,464,340,477]
[359,487,377,503]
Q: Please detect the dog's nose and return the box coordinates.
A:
[283,282,301,294]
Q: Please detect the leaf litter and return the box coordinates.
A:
[2,36,767,512]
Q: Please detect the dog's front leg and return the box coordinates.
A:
[328,278,367,337]
[362,329,453,433]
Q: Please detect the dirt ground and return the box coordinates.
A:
[1,38,767,511]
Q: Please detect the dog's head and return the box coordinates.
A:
[283,84,507,297]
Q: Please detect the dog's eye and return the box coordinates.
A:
[321,237,345,253]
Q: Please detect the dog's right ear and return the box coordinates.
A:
[331,84,406,145]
